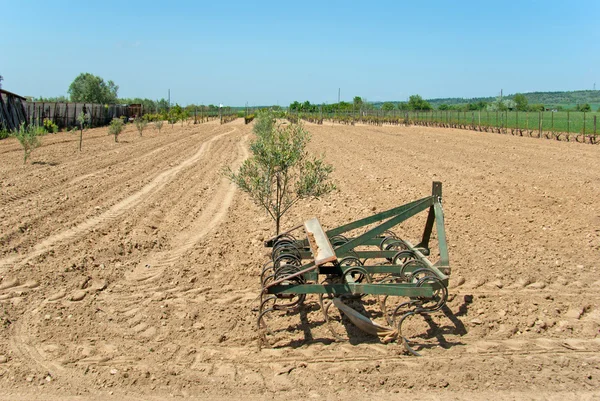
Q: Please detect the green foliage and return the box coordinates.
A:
[154,120,164,133]
[353,96,363,109]
[77,112,87,128]
[76,112,88,151]
[119,97,169,114]
[227,111,335,235]
[424,90,600,111]
[438,104,449,111]
[180,109,189,126]
[408,95,432,111]
[528,104,545,112]
[381,102,395,111]
[108,118,124,142]
[168,104,183,126]
[0,130,10,140]
[514,93,528,111]
[289,101,319,113]
[68,73,118,104]
[135,117,148,136]
[244,114,255,124]
[143,113,165,122]
[487,96,516,111]
[13,123,43,164]
[43,118,58,133]
[32,95,69,102]
[577,103,591,112]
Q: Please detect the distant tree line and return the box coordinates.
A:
[290,92,599,113]
[289,95,437,112]
[28,73,232,114]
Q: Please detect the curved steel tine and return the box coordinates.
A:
[397,311,422,357]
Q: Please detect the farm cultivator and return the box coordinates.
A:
[258,182,451,355]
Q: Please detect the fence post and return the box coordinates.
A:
[567,111,570,133]
[64,103,68,129]
[583,112,586,134]
[538,111,542,138]
[551,111,554,132]
[594,115,597,134]
[516,110,519,130]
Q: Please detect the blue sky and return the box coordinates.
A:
[2,0,598,106]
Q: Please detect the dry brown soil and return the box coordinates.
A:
[0,119,599,400]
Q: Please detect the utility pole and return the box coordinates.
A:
[338,88,340,103]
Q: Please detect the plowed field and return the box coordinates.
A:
[0,119,599,400]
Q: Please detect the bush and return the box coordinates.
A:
[43,118,58,133]
[244,114,255,124]
[577,103,591,112]
[13,123,44,164]
[109,118,124,142]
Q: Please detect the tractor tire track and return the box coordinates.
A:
[0,124,224,253]
[0,127,238,271]
[4,129,249,380]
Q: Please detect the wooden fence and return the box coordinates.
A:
[1,90,137,132]
[26,102,132,129]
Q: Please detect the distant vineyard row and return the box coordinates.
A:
[288,110,599,144]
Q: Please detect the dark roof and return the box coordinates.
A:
[0,89,27,100]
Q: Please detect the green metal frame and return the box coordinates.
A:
[263,182,450,297]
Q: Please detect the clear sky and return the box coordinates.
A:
[2,0,598,106]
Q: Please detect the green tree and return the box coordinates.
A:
[407,95,432,111]
[577,103,591,112]
[353,96,363,109]
[227,111,336,235]
[13,123,43,164]
[438,104,449,110]
[528,104,545,112]
[398,102,409,111]
[513,93,528,111]
[68,73,119,104]
[382,102,395,111]
[169,104,183,127]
